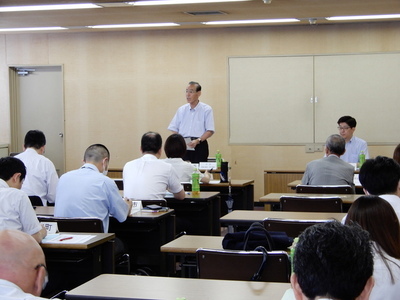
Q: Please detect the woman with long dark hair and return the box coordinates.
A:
[345,195,400,299]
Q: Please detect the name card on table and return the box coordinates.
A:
[199,162,217,170]
[130,200,143,214]
[40,222,58,234]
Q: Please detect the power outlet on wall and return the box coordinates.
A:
[305,144,314,153]
[314,144,324,152]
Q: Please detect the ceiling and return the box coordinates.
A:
[0,0,400,33]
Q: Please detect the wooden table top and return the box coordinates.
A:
[35,206,174,219]
[258,193,361,204]
[161,235,224,254]
[66,274,291,300]
[220,210,346,223]
[40,232,115,250]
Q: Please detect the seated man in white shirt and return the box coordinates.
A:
[291,221,374,300]
[0,230,51,300]
[337,116,369,163]
[15,130,59,206]
[123,132,185,200]
[55,144,132,233]
[0,157,47,243]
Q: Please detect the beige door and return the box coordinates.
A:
[9,65,65,175]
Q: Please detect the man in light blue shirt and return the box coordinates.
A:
[55,144,132,232]
[168,81,215,163]
[337,116,369,164]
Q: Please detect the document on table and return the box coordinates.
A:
[184,137,195,151]
[41,234,95,244]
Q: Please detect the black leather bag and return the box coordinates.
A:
[222,222,293,251]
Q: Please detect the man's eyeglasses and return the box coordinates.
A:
[337,126,351,131]
[35,264,49,290]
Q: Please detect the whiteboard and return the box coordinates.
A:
[229,53,400,145]
[229,56,314,144]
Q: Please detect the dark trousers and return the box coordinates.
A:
[183,139,209,163]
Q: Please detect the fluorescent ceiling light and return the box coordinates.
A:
[0,27,67,32]
[88,23,180,29]
[203,19,300,25]
[0,3,101,12]
[127,0,250,6]
[327,14,400,21]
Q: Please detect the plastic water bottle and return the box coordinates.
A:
[191,168,200,196]
[216,150,222,169]
[359,151,366,168]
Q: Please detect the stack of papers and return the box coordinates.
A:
[41,234,95,244]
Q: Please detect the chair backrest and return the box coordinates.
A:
[196,248,291,283]
[263,218,329,238]
[114,179,123,190]
[296,184,353,194]
[141,199,167,207]
[37,216,104,233]
[280,196,343,212]
[28,195,43,206]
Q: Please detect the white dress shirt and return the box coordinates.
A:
[54,163,129,232]
[370,242,400,300]
[168,101,215,137]
[0,279,52,300]
[123,154,183,200]
[0,179,43,236]
[15,148,59,206]
[340,136,369,164]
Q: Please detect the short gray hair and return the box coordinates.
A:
[325,134,346,155]
[84,144,110,163]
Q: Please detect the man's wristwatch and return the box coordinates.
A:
[197,138,202,143]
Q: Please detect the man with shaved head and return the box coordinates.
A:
[0,229,51,299]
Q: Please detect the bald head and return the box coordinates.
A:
[0,230,47,296]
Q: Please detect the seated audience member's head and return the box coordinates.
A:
[393,144,400,164]
[346,195,400,266]
[0,230,48,296]
[24,130,46,150]
[141,132,162,155]
[83,144,110,174]
[292,221,374,300]
[359,156,400,196]
[0,156,27,189]
[164,134,187,159]
[325,134,346,156]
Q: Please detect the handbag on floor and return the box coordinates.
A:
[222,222,293,251]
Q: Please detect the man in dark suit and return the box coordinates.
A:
[301,134,354,190]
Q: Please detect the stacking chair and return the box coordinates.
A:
[29,195,43,207]
[141,199,168,207]
[196,248,291,283]
[295,184,354,194]
[280,196,343,212]
[263,218,329,238]
[37,216,104,232]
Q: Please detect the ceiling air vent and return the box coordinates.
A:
[185,11,226,16]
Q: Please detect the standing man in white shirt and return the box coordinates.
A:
[15,130,58,206]
[337,116,369,164]
[168,81,215,163]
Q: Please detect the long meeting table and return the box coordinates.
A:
[65,274,291,300]
[220,210,346,228]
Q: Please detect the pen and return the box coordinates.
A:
[59,237,73,241]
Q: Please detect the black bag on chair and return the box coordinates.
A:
[222,222,293,251]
